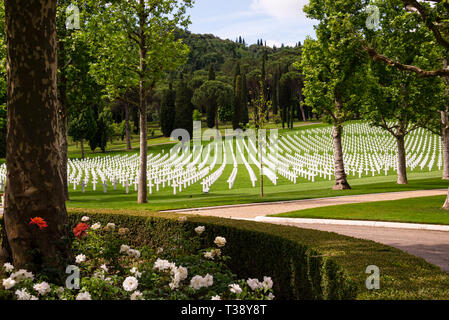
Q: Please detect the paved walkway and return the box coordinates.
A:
[164,189,448,219]
[165,189,449,272]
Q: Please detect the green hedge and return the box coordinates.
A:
[68,212,357,300]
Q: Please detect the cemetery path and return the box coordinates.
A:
[167,189,449,272]
[169,189,448,219]
[259,221,449,272]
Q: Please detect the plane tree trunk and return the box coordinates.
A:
[332,123,351,190]
[0,0,72,279]
[441,111,449,180]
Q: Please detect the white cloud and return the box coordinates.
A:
[250,0,309,21]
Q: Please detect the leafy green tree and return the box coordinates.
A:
[89,106,114,153]
[361,1,445,184]
[301,0,369,190]
[251,80,272,197]
[88,0,192,204]
[363,0,449,184]
[68,107,97,159]
[192,80,233,131]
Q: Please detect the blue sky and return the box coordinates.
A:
[186,0,317,47]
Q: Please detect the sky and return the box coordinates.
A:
[186,0,317,47]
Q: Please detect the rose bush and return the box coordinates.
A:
[0,217,275,301]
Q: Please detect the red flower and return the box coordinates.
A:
[73,223,90,239]
[29,217,48,230]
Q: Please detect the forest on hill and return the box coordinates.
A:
[0,21,307,157]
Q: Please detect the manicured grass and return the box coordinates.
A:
[67,171,447,211]
[272,195,449,225]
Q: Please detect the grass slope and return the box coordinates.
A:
[272,195,449,225]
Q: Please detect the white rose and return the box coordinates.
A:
[127,249,140,258]
[91,223,101,230]
[214,236,226,247]
[15,288,32,300]
[105,223,116,231]
[81,216,90,222]
[195,226,205,235]
[76,292,92,300]
[33,282,51,296]
[75,254,86,264]
[10,269,34,281]
[2,278,16,290]
[204,251,214,260]
[3,262,14,273]
[247,278,263,291]
[262,276,273,290]
[211,295,221,300]
[120,244,130,254]
[123,276,139,292]
[130,267,142,278]
[177,266,188,281]
[130,291,144,300]
[229,283,242,294]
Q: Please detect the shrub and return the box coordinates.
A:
[67,212,357,300]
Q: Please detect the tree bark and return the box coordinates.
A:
[1,0,72,278]
[299,102,306,122]
[125,102,132,151]
[137,5,148,204]
[395,134,408,185]
[57,19,69,201]
[332,124,351,190]
[441,60,449,180]
[80,139,85,159]
[441,121,449,180]
[443,188,449,210]
[58,115,69,199]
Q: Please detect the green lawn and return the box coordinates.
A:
[272,195,449,225]
[67,171,448,211]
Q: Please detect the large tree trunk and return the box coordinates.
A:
[395,134,408,185]
[138,97,148,204]
[299,102,306,122]
[0,0,72,278]
[58,115,69,199]
[332,124,351,190]
[80,139,85,159]
[443,188,449,210]
[441,111,449,180]
[125,103,132,151]
[137,1,148,204]
[57,19,69,201]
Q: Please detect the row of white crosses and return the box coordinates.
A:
[58,122,447,196]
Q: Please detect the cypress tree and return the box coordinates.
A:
[208,63,216,81]
[160,83,176,137]
[232,75,242,130]
[272,75,279,115]
[174,79,194,137]
[241,72,249,125]
[233,63,241,93]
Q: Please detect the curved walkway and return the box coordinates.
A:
[165,189,449,272]
[165,189,447,219]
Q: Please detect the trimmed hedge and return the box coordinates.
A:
[68,211,357,300]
